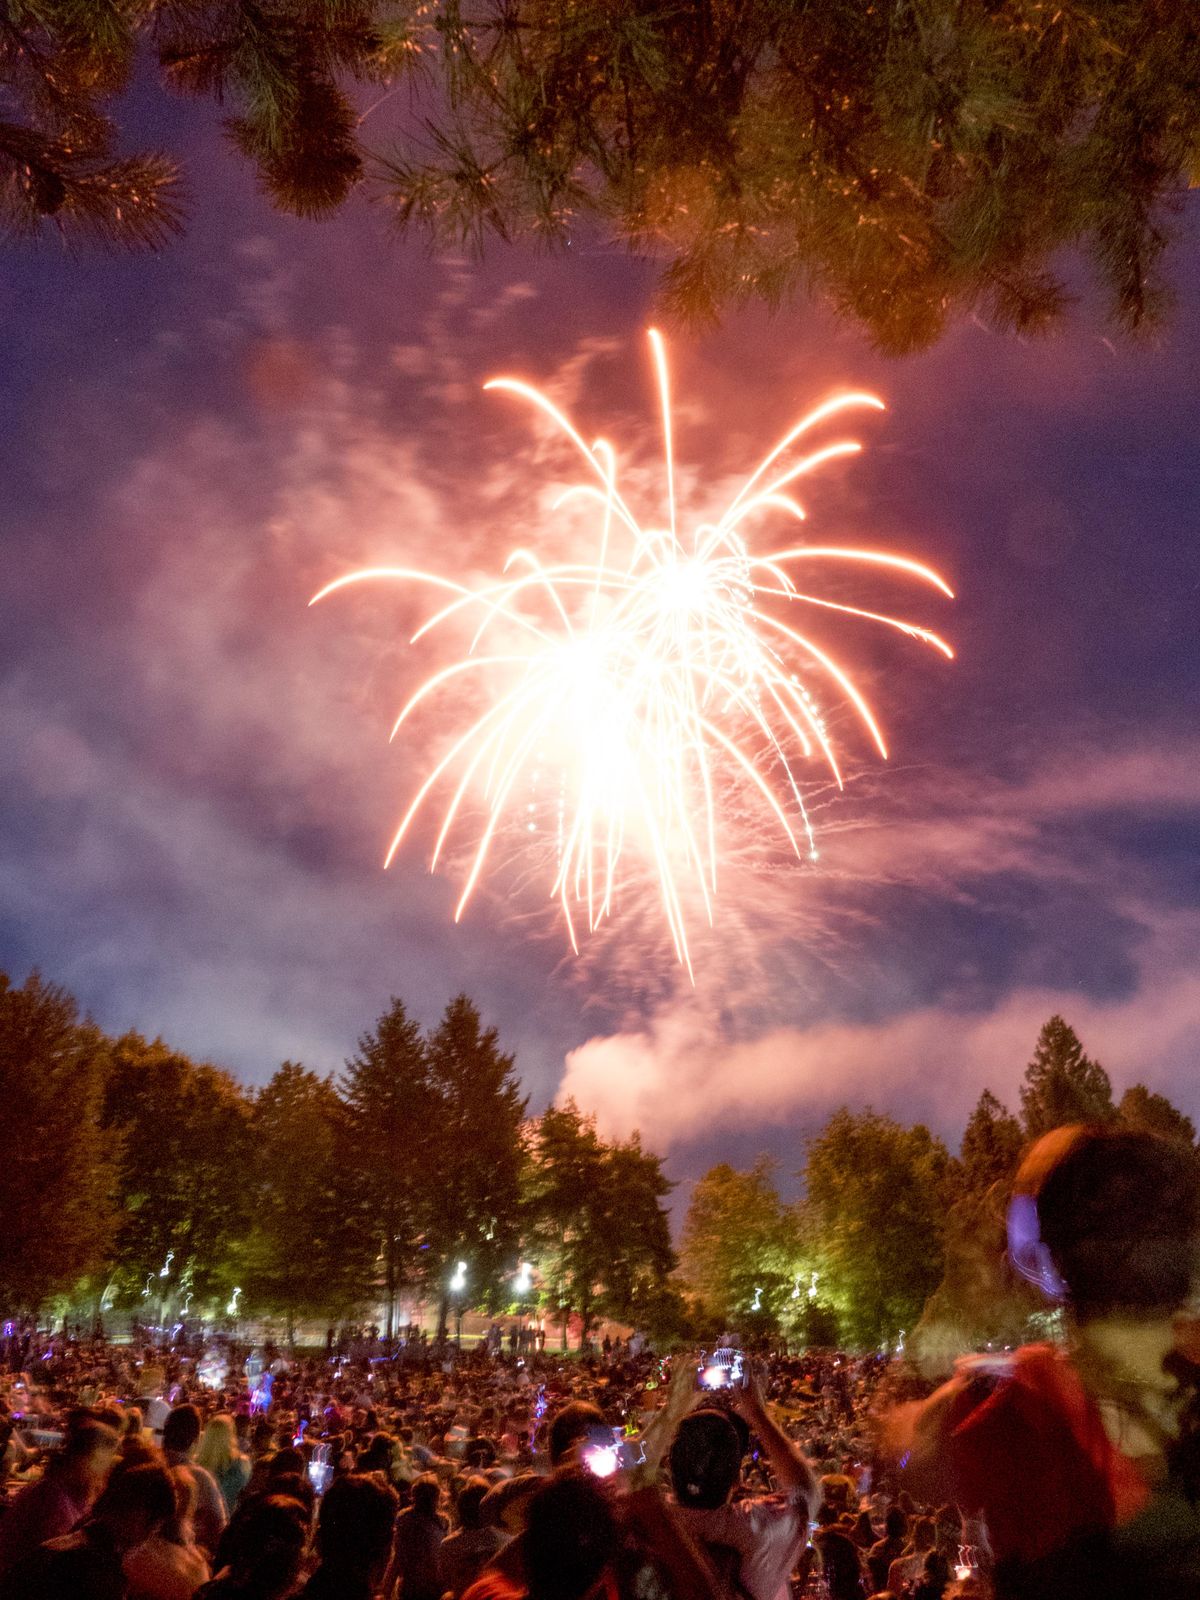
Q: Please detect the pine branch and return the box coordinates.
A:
[0,121,183,248]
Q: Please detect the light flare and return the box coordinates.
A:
[312,333,954,970]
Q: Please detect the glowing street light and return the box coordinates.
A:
[449,1261,469,1348]
[515,1262,533,1296]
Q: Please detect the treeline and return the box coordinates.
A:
[0,972,676,1341]
[679,1015,1198,1352]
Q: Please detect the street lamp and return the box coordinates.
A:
[513,1262,534,1353]
[450,1261,468,1346]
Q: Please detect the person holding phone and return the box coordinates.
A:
[668,1361,819,1600]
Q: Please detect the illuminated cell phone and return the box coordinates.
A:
[307,1443,334,1495]
[582,1427,622,1478]
[696,1349,747,1391]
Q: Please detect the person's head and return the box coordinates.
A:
[222,1493,309,1598]
[815,1528,864,1600]
[411,1471,441,1517]
[669,1409,742,1510]
[267,1445,305,1479]
[92,1461,175,1552]
[261,1472,315,1523]
[481,1471,540,1535]
[822,1472,851,1510]
[455,1475,489,1530]
[60,1413,121,1496]
[525,1469,618,1600]
[162,1404,201,1458]
[547,1400,607,1468]
[357,1431,394,1472]
[315,1473,397,1582]
[913,1515,936,1553]
[196,1412,237,1475]
[1009,1124,1200,1322]
[118,1435,161,1470]
[884,1506,908,1541]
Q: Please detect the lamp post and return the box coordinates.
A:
[514,1261,533,1351]
[450,1261,468,1347]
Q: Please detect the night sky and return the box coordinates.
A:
[3,84,1199,1206]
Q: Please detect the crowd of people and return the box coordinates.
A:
[0,1327,973,1600]
[2,1123,1199,1599]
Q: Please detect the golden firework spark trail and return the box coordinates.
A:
[312,332,955,972]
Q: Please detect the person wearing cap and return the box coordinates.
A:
[668,1363,818,1600]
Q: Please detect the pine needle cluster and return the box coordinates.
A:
[0,1,182,249]
[4,1,1199,347]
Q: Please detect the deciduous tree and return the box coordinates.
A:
[0,972,115,1314]
[525,1101,675,1344]
[242,1062,374,1338]
[102,1033,253,1312]
[585,1131,676,1333]
[679,1158,799,1329]
[804,1107,951,1348]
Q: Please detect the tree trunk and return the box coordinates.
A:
[437,1293,450,1344]
[385,1236,396,1344]
[561,1306,570,1351]
[580,1290,592,1351]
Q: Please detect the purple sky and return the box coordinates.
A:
[3,90,1199,1205]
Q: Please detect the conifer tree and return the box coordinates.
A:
[1118,1083,1197,1149]
[960,1088,1025,1197]
[340,997,435,1341]
[1019,1015,1115,1140]
[423,994,526,1338]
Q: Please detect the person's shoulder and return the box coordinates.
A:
[190,1461,226,1503]
[676,1501,755,1547]
[462,1572,525,1600]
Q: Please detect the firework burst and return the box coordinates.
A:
[313,332,954,972]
